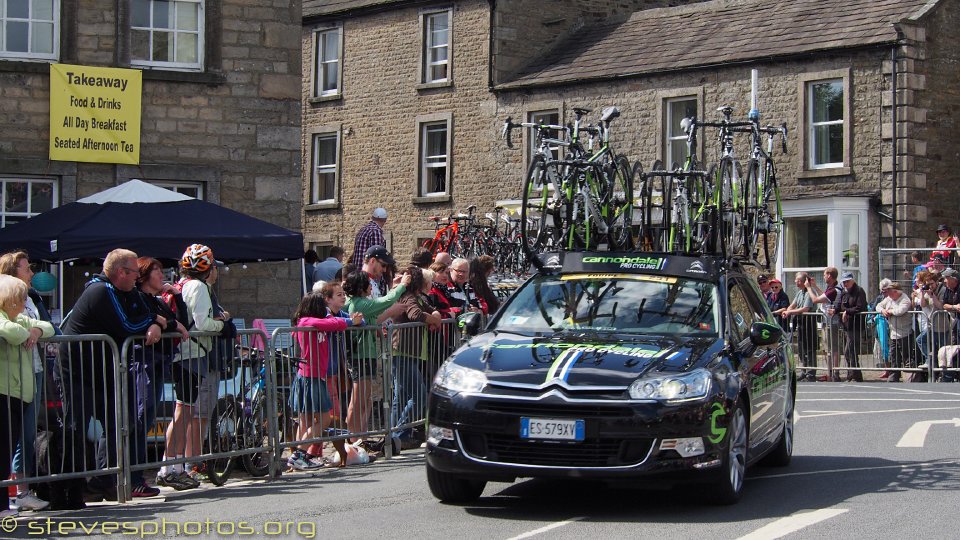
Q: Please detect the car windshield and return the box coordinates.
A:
[495,273,719,337]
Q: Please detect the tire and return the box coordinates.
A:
[205,399,236,486]
[240,396,272,477]
[426,461,486,503]
[716,158,744,258]
[520,156,559,265]
[710,400,748,505]
[763,379,794,467]
[605,155,633,251]
[631,161,652,251]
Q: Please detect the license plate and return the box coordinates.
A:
[520,417,584,441]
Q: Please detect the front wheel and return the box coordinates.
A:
[709,401,748,505]
[426,462,486,504]
[205,400,236,486]
[240,397,272,477]
[605,155,633,250]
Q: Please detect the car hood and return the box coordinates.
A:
[449,331,724,388]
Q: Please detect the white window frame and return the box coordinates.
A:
[527,109,561,162]
[0,0,59,61]
[421,9,450,85]
[312,25,342,98]
[778,196,870,295]
[415,113,452,198]
[310,131,340,205]
[665,96,697,168]
[130,0,204,71]
[0,176,58,227]
[150,180,203,199]
[807,79,844,169]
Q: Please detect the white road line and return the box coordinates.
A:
[798,398,960,402]
[736,509,848,540]
[506,517,586,540]
[896,418,960,447]
[753,458,959,480]
[798,406,960,419]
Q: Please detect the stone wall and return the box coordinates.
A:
[0,0,304,319]
[903,1,960,247]
[302,0,498,261]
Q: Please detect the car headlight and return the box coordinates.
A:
[433,361,488,394]
[628,368,712,402]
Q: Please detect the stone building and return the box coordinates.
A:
[0,0,304,318]
[302,0,959,291]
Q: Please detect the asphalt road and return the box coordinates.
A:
[4,382,959,540]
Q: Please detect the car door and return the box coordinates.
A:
[726,277,784,451]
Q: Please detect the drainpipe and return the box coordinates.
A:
[891,44,899,249]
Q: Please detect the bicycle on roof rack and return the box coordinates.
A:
[503,106,633,270]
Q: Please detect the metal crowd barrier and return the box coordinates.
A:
[790,309,960,382]
[1,316,471,506]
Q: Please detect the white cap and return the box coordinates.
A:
[372,207,388,219]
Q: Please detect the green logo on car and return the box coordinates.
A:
[708,403,726,443]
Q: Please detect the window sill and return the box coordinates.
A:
[308,94,342,105]
[0,59,54,73]
[305,201,340,211]
[416,80,452,91]
[413,195,451,204]
[797,167,852,180]
[140,69,227,85]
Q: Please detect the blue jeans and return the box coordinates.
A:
[390,357,426,440]
[12,372,42,480]
[917,330,949,365]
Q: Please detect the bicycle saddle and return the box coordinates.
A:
[680,117,694,133]
[716,105,734,116]
[572,107,591,117]
[600,106,620,122]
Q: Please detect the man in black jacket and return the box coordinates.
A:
[838,272,867,382]
[61,249,168,499]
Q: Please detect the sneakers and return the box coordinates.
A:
[288,451,322,471]
[12,492,49,511]
[0,508,18,519]
[156,471,199,491]
[130,483,161,498]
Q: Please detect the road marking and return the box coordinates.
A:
[896,418,960,447]
[736,509,848,540]
[798,406,960,419]
[798,398,960,402]
[506,517,586,540]
[753,458,958,480]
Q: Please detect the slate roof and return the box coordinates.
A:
[499,0,938,89]
[303,0,412,20]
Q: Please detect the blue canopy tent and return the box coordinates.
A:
[0,180,303,263]
[0,180,305,313]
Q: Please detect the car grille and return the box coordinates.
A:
[475,400,634,419]
[459,432,654,468]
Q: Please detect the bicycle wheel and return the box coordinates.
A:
[561,166,602,250]
[716,158,744,258]
[205,398,236,486]
[605,154,633,251]
[631,161,652,251]
[520,156,560,259]
[743,158,761,261]
[755,160,782,268]
[240,395,272,477]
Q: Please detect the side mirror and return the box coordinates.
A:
[458,312,482,339]
[749,322,782,347]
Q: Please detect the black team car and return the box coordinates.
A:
[425,252,795,504]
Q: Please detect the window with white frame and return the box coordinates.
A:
[528,110,560,162]
[0,0,58,60]
[0,177,57,227]
[807,79,843,168]
[311,132,339,204]
[420,120,449,196]
[131,0,203,70]
[313,26,341,97]
[151,180,203,199]
[779,197,869,298]
[422,10,449,84]
[665,97,697,168]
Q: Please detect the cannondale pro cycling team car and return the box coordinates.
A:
[426,252,795,504]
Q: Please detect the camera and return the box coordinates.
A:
[922,285,930,291]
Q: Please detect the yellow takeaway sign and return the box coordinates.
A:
[49,64,142,164]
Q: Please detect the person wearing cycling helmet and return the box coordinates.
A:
[157,244,224,490]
